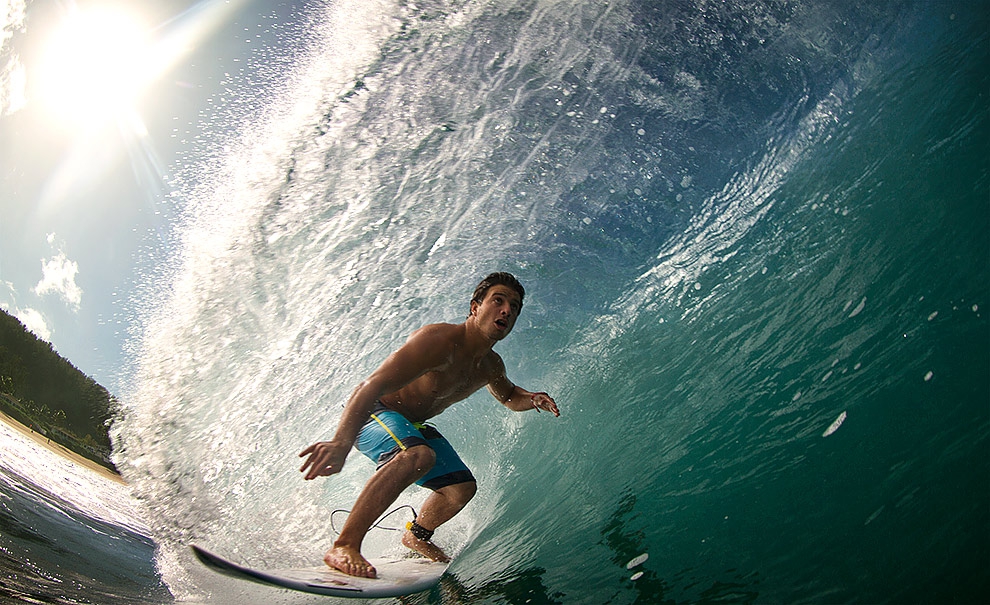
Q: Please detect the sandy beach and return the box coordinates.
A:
[0,409,125,485]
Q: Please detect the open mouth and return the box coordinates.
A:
[495,318,508,329]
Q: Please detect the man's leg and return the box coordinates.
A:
[401,480,477,562]
[326,444,436,578]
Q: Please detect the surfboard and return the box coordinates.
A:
[190,544,448,598]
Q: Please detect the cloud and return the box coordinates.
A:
[0,286,53,343]
[33,237,83,310]
[14,307,51,341]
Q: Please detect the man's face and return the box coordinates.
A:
[472,285,522,340]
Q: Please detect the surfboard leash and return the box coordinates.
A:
[329,504,419,537]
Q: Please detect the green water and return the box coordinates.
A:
[457,9,989,603]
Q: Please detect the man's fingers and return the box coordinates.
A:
[299,443,325,475]
[539,394,560,417]
[531,393,560,417]
[299,442,346,479]
[302,457,326,479]
[305,461,337,480]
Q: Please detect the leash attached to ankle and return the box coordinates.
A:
[406,520,434,542]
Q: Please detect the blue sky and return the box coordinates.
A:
[0,0,305,395]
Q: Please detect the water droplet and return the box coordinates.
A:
[823,411,847,437]
[626,553,649,569]
[848,297,867,318]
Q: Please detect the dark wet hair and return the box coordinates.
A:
[471,272,525,310]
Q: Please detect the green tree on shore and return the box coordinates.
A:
[0,309,117,471]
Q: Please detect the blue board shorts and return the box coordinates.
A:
[355,403,475,491]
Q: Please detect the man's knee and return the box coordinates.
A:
[394,444,436,477]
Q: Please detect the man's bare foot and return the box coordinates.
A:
[402,530,451,563]
[324,544,377,578]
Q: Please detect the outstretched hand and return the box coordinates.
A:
[298,440,350,480]
[530,392,560,417]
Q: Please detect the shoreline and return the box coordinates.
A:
[0,408,125,485]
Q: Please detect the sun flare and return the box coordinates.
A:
[36,7,152,130]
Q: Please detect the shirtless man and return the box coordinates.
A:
[298,272,560,578]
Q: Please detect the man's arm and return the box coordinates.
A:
[299,324,456,480]
[486,355,560,417]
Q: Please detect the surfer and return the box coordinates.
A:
[299,272,560,578]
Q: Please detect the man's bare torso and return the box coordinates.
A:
[378,323,502,422]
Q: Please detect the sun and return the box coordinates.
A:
[35,6,152,130]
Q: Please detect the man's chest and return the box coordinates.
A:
[421,360,490,400]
